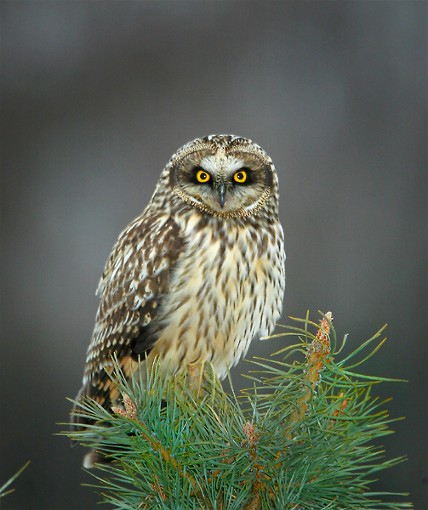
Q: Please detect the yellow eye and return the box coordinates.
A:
[233,169,248,184]
[196,169,211,183]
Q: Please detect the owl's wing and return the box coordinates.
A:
[73,212,183,424]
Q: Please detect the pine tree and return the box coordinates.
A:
[65,312,412,509]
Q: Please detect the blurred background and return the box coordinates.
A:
[1,1,426,509]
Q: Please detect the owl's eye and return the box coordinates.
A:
[195,169,211,183]
[233,169,248,184]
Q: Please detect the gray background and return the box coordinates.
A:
[1,1,426,509]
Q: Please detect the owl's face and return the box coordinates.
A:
[169,135,276,217]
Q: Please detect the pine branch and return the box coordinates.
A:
[63,312,413,509]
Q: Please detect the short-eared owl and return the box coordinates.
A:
[73,135,285,449]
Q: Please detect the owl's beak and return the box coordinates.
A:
[217,182,226,208]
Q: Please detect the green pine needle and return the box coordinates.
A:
[0,461,30,499]
[62,312,413,509]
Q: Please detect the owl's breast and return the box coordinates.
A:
[149,214,285,379]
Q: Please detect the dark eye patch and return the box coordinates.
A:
[191,166,212,185]
[232,167,253,185]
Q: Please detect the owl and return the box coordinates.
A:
[72,135,286,465]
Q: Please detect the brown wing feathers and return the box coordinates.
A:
[72,214,183,426]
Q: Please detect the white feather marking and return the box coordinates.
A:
[199,155,245,176]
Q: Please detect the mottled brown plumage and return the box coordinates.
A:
[72,135,286,463]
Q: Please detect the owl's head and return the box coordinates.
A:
[166,135,279,218]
